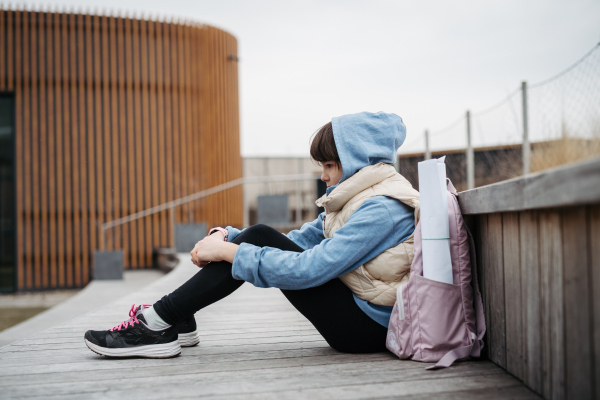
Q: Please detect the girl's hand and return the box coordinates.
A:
[190,234,238,267]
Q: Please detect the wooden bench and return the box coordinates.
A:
[458,156,600,400]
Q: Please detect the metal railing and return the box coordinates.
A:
[99,173,321,250]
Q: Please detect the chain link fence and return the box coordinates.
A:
[399,43,600,191]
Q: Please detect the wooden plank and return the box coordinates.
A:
[116,16,128,266]
[228,32,240,225]
[109,15,120,252]
[148,20,161,253]
[486,213,506,368]
[538,210,564,400]
[163,21,175,247]
[230,32,242,225]
[199,26,210,226]
[183,23,194,224]
[218,27,225,225]
[155,21,167,247]
[0,9,5,91]
[458,157,600,215]
[37,11,49,288]
[177,22,188,224]
[216,29,225,226]
[30,11,41,288]
[205,27,216,227]
[92,11,103,272]
[219,29,227,226]
[7,9,13,91]
[519,210,541,393]
[71,14,88,286]
[74,12,86,286]
[14,10,24,289]
[475,215,488,358]
[132,17,144,267]
[502,212,523,380]
[0,346,343,374]
[590,204,600,399]
[45,11,57,287]
[140,18,152,267]
[22,10,33,289]
[191,25,201,224]
[54,11,65,287]
[84,12,95,285]
[125,16,137,268]
[58,13,72,287]
[54,13,69,287]
[170,21,181,228]
[71,12,83,285]
[102,14,113,251]
[0,360,511,398]
[561,207,593,399]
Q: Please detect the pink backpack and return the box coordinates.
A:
[386,178,486,369]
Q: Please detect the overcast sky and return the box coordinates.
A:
[17,0,600,156]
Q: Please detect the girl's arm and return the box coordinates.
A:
[285,213,325,249]
[231,197,415,289]
[226,213,326,249]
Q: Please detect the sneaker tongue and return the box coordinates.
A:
[135,306,148,325]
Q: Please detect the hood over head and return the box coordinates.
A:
[329,111,406,191]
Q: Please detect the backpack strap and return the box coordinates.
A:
[426,223,486,370]
[446,178,458,195]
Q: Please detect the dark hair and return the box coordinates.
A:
[310,122,341,167]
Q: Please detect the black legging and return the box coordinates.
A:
[153,224,388,353]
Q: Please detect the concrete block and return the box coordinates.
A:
[92,250,124,280]
[175,223,207,252]
[257,194,289,225]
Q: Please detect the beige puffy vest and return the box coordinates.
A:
[315,162,420,306]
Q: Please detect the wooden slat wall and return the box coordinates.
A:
[0,9,243,290]
[475,204,600,400]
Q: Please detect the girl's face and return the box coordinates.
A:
[320,161,343,188]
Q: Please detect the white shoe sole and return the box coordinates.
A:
[178,331,200,347]
[85,339,181,358]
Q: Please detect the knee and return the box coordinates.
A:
[233,224,280,245]
[246,224,275,236]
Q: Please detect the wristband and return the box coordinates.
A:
[208,227,229,241]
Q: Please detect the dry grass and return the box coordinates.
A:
[530,135,600,173]
[0,307,48,332]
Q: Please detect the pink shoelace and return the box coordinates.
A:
[110,304,152,332]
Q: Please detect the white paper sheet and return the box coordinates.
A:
[418,156,453,284]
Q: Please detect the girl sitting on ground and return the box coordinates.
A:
[84,111,420,358]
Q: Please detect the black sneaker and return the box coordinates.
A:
[177,315,200,347]
[84,304,181,358]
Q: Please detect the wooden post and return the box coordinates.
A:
[522,81,530,175]
[466,110,475,189]
[424,130,431,160]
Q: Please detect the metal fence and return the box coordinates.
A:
[403,42,600,189]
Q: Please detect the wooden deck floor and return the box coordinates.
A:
[0,258,540,399]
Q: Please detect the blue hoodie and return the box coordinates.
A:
[226,112,416,327]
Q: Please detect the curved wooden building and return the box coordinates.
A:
[0,9,243,291]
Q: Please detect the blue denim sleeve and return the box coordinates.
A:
[285,213,325,250]
[227,214,324,248]
[231,197,414,289]
[225,226,243,242]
